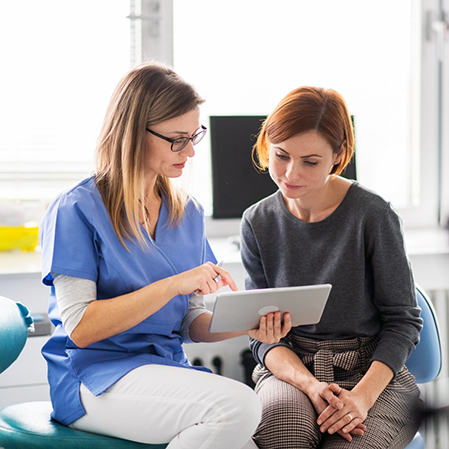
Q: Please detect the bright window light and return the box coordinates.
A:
[173,0,420,216]
[0,1,130,202]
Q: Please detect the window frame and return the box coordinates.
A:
[0,0,445,234]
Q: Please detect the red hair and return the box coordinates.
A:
[253,86,355,175]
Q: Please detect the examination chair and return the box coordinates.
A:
[404,286,442,449]
[0,295,168,449]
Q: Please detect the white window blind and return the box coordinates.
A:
[0,1,131,205]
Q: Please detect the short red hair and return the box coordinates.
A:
[253,86,355,176]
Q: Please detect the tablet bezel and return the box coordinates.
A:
[209,284,332,333]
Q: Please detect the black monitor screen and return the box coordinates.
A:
[210,115,277,219]
[209,115,356,219]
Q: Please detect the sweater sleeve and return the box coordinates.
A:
[365,202,422,375]
[240,213,292,366]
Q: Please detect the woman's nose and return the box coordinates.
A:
[285,162,300,181]
[181,141,195,157]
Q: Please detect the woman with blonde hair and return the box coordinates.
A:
[241,86,423,448]
[40,61,291,449]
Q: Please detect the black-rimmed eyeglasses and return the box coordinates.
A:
[146,125,207,152]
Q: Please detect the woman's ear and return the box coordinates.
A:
[334,140,347,165]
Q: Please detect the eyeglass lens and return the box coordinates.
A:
[172,128,207,152]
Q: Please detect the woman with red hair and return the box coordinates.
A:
[241,86,423,449]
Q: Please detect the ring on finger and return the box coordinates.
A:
[347,413,353,421]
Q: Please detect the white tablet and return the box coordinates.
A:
[209,284,332,333]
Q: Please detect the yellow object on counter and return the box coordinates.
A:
[0,226,39,252]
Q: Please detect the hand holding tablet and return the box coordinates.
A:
[246,308,293,344]
[209,284,332,333]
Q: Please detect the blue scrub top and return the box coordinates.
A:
[40,176,216,425]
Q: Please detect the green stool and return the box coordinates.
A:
[0,296,167,449]
[0,402,167,449]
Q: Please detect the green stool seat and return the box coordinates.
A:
[0,401,168,449]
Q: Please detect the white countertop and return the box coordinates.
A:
[404,227,449,256]
[1,227,448,276]
[0,249,42,275]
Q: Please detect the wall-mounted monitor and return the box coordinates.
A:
[210,116,276,219]
[209,115,356,219]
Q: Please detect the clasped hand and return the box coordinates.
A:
[313,383,367,442]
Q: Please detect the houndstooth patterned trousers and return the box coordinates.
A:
[252,335,423,449]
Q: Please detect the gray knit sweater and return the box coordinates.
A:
[240,182,422,376]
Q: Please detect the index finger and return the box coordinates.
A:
[317,403,341,427]
[216,268,238,291]
[319,387,343,411]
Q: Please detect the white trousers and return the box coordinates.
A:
[70,364,261,449]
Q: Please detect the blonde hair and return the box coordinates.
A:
[95,61,204,248]
[253,86,355,176]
